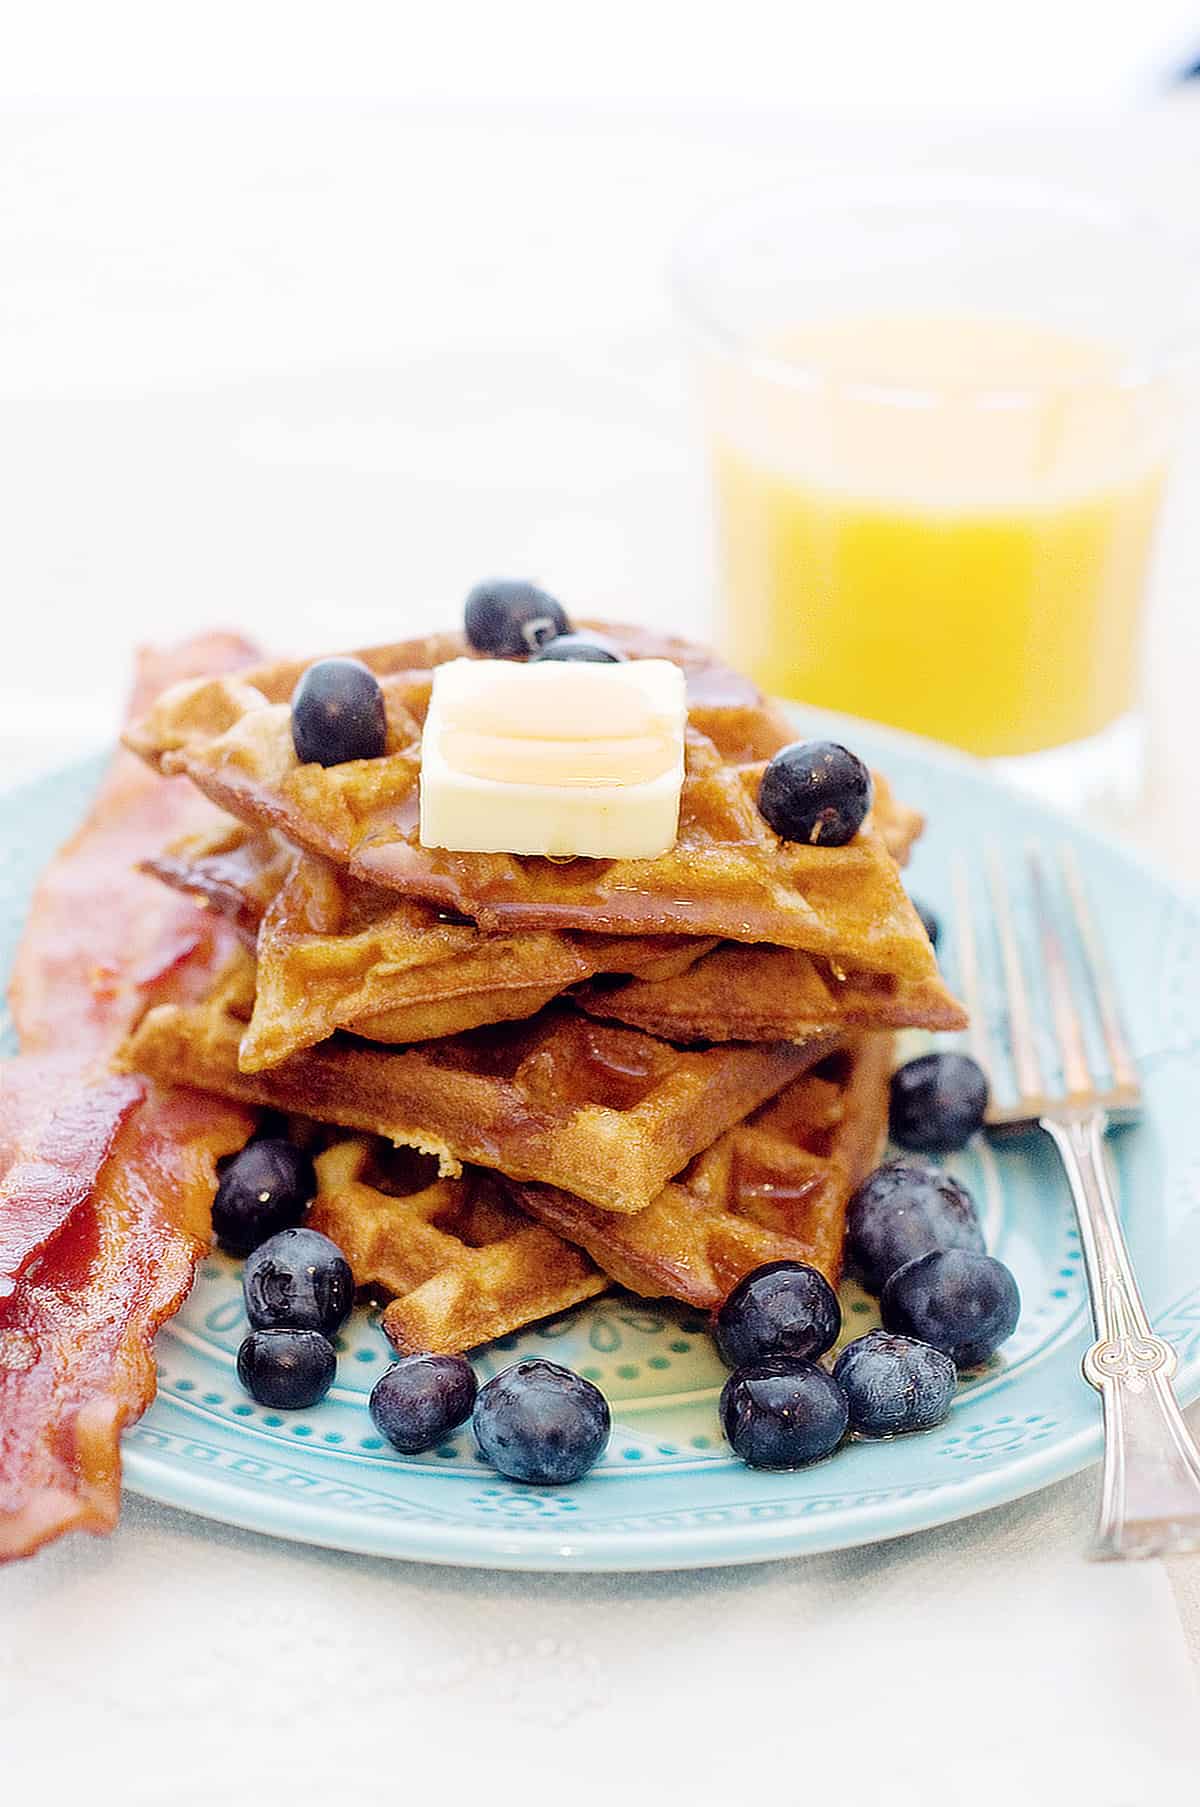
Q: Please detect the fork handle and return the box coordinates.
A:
[1041,1111,1200,1560]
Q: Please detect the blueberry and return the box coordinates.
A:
[242,1227,354,1335]
[236,1328,336,1409]
[529,631,624,664]
[890,1052,989,1153]
[370,1353,478,1454]
[473,1359,610,1484]
[846,1161,985,1295]
[719,1358,848,1470]
[714,1260,841,1368]
[881,1249,1020,1367]
[912,897,940,948]
[212,1138,316,1256]
[833,1329,957,1437]
[463,579,570,656]
[291,658,388,766]
[757,740,872,847]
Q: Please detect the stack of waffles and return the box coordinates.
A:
[117,625,965,1355]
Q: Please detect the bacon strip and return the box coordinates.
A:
[10,633,257,1058]
[0,1082,250,1557]
[1,632,259,1561]
[0,1075,144,1283]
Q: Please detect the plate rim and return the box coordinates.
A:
[6,714,1200,1570]
[118,1408,1162,1572]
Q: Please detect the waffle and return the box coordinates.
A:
[142,817,958,1058]
[125,625,938,978]
[303,1036,887,1350]
[249,857,706,1069]
[307,1139,607,1355]
[145,822,708,1066]
[579,941,965,1042]
[143,818,960,1058]
[117,954,835,1213]
[508,1035,892,1309]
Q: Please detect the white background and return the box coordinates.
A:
[4,9,1200,1804]
[2,1,1199,110]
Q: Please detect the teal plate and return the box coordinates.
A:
[5,715,1200,1571]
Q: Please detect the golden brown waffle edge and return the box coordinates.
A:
[124,625,939,975]
[578,942,966,1042]
[307,1140,608,1355]
[297,1033,890,1349]
[116,952,836,1214]
[508,1034,893,1309]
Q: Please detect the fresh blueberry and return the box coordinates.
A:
[719,1358,848,1470]
[529,631,624,664]
[881,1249,1021,1367]
[833,1329,957,1437]
[757,740,872,847]
[473,1359,610,1484]
[236,1328,336,1409]
[370,1353,478,1454]
[714,1260,841,1368]
[242,1227,354,1335]
[212,1138,316,1256]
[912,897,940,949]
[463,579,570,656]
[291,658,388,766]
[846,1161,985,1295]
[890,1052,989,1153]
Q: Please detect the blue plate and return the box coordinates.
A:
[5,716,1200,1571]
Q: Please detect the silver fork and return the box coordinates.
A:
[952,844,1200,1560]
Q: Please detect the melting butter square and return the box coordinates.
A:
[418,657,687,857]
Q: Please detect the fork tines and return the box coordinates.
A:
[953,847,1141,1128]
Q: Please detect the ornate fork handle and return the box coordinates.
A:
[1040,1111,1200,1560]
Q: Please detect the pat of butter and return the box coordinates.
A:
[419,658,686,858]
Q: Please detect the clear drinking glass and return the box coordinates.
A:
[673,174,1193,808]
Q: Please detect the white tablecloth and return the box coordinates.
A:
[3,103,1200,1803]
[3,1477,1198,1806]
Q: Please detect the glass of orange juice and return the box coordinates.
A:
[673,176,1188,806]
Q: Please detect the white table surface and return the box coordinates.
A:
[4,102,1200,1804]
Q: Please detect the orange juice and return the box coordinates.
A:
[711,315,1166,758]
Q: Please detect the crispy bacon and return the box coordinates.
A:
[10,633,256,1058]
[1,632,260,1561]
[0,1074,144,1284]
[0,1082,249,1558]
